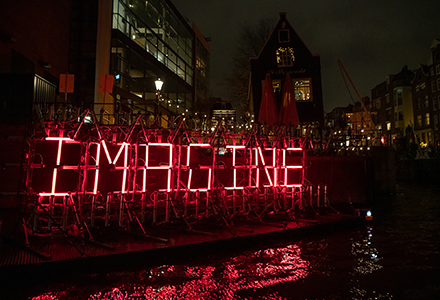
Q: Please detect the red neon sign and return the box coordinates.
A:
[33,139,303,196]
[39,137,80,197]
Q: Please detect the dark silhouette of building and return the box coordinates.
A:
[411,39,440,149]
[371,66,414,146]
[0,1,72,124]
[250,12,324,127]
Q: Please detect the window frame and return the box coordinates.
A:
[278,29,290,43]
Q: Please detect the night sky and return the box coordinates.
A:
[172,0,440,112]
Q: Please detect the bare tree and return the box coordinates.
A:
[223,18,275,121]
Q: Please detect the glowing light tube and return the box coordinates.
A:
[101,140,112,164]
[113,142,127,165]
[45,137,74,141]
[188,169,193,190]
[281,149,302,187]
[142,146,147,193]
[121,143,128,193]
[50,140,63,195]
[145,143,173,192]
[186,143,213,192]
[39,192,69,197]
[93,143,101,195]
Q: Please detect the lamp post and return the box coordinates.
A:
[154,78,163,126]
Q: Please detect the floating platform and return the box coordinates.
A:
[0,120,368,281]
[0,209,362,275]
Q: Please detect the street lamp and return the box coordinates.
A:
[154,78,163,125]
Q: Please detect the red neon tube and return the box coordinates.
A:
[93,143,101,195]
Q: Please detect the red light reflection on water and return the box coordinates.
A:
[31,244,309,300]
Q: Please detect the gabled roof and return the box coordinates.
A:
[414,63,429,77]
[253,12,316,60]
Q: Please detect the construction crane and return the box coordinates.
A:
[338,59,375,129]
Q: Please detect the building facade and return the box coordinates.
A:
[412,64,433,148]
[371,66,414,146]
[430,40,440,148]
[211,99,236,132]
[1,0,210,127]
[193,24,211,115]
[370,40,440,150]
[101,0,204,125]
[250,12,324,128]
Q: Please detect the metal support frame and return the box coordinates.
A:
[25,121,310,233]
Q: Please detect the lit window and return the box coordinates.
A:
[196,58,206,77]
[417,115,422,127]
[418,82,426,92]
[424,96,429,109]
[386,122,391,131]
[426,113,430,126]
[276,47,295,67]
[294,79,312,101]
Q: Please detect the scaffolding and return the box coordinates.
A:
[23,114,331,234]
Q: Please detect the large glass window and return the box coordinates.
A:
[112,0,193,85]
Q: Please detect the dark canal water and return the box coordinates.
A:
[18,182,440,299]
